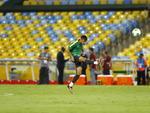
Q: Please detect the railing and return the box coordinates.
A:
[0,58,135,81]
[0,59,39,80]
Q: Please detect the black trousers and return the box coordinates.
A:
[137,70,146,85]
[81,62,87,75]
[39,67,49,84]
[57,66,64,84]
[103,70,110,75]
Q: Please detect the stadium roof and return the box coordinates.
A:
[0,0,149,12]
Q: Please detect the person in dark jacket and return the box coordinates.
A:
[57,47,69,84]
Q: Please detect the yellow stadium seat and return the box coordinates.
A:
[116,0,124,4]
[53,0,61,5]
[100,0,107,4]
[132,0,140,4]
[0,10,148,59]
[119,36,150,60]
[23,1,29,5]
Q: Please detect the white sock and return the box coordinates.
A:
[94,61,98,65]
[69,82,74,87]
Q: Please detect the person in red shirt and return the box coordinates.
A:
[100,51,112,75]
[89,48,97,84]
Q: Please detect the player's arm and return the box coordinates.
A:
[68,40,78,52]
[109,57,112,69]
[47,54,52,61]
[38,53,46,60]
[67,41,78,60]
[144,58,147,67]
[38,53,50,60]
[135,60,138,68]
[66,47,74,61]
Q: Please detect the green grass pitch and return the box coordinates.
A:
[0,85,150,113]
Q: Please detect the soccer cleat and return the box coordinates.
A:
[67,85,73,94]
[67,85,72,89]
[94,61,98,65]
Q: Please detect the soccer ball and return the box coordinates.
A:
[132,28,142,37]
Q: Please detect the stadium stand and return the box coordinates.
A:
[118,35,150,64]
[0,0,8,6]
[0,11,148,59]
[23,0,149,5]
[0,0,149,85]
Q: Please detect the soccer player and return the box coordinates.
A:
[67,35,97,91]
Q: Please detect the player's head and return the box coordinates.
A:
[103,51,108,56]
[80,35,87,44]
[61,47,65,52]
[139,53,144,58]
[44,46,49,52]
[89,47,94,53]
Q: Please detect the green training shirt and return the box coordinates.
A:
[68,40,83,57]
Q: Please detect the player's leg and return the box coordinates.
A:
[85,59,99,65]
[58,66,64,84]
[79,56,86,62]
[72,66,82,83]
[39,67,44,84]
[137,71,142,85]
[142,70,146,85]
[79,56,98,65]
[68,66,82,88]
